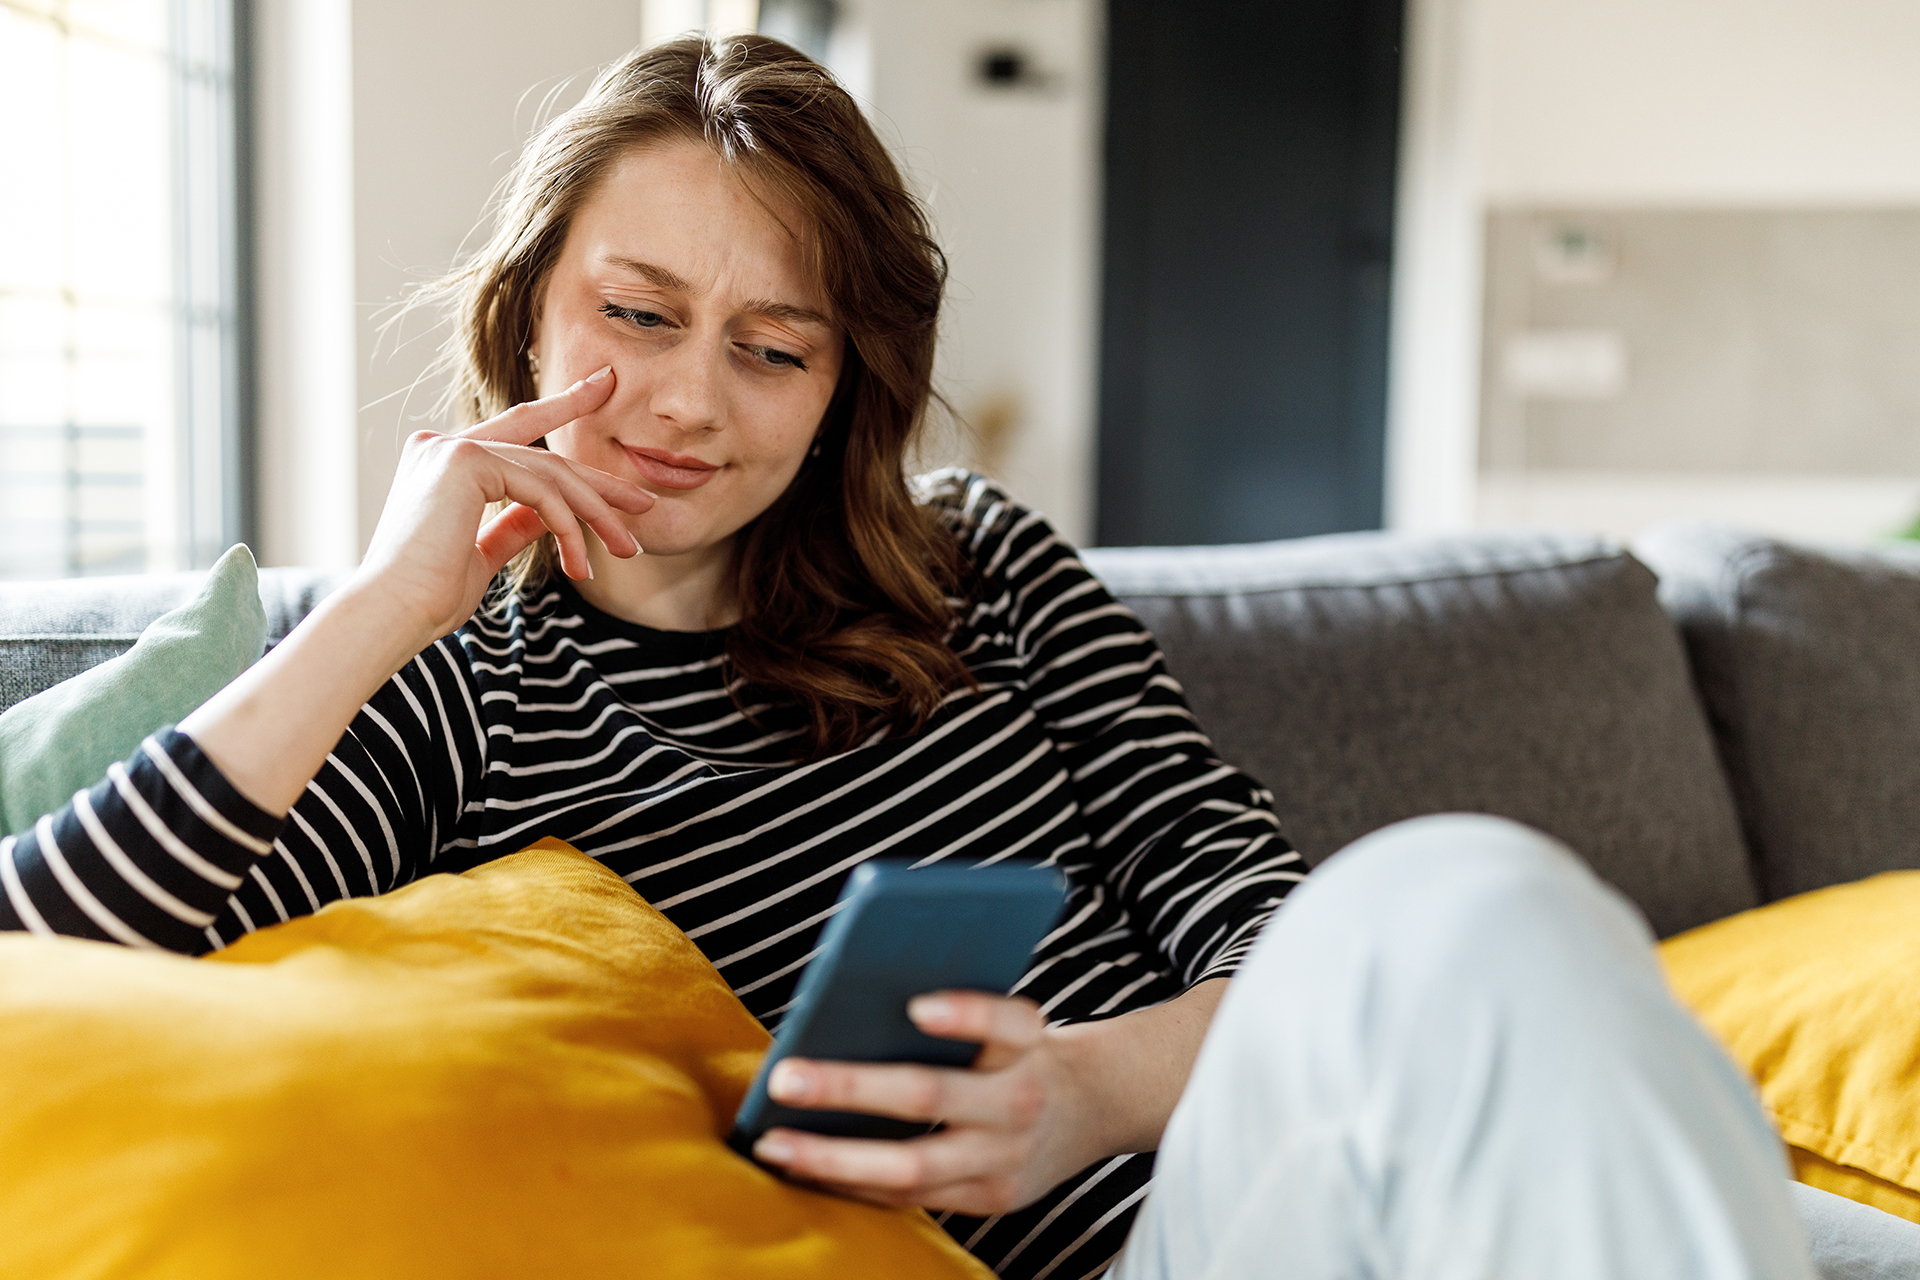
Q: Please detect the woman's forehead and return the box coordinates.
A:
[566,141,831,316]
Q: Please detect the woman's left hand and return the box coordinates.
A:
[749,991,1106,1216]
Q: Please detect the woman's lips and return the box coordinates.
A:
[625,446,720,491]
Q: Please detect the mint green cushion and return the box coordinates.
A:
[0,546,267,837]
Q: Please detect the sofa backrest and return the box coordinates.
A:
[1,538,1762,937]
[0,568,342,713]
[1083,529,1760,938]
[1634,523,1920,902]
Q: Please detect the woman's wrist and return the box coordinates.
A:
[1044,1024,1142,1168]
[1047,977,1232,1161]
[1048,1021,1163,1161]
[327,571,454,674]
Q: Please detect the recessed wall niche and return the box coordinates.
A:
[1480,208,1920,478]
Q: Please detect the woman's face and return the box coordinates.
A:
[531,140,845,560]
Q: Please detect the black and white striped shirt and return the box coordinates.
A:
[1,471,1305,1280]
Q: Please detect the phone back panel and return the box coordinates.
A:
[730,861,1066,1149]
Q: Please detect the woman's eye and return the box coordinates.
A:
[745,344,808,371]
[599,302,666,328]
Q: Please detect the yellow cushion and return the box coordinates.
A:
[1661,870,1920,1225]
[0,840,992,1279]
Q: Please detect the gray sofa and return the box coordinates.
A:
[1082,522,1920,930]
[4,522,1920,1274]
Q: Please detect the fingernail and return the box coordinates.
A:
[586,364,612,384]
[909,995,955,1026]
[755,1135,794,1164]
[769,1061,812,1102]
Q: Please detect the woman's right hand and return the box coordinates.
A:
[181,366,653,817]
[356,365,656,646]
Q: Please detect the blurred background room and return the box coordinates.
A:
[3,0,1919,578]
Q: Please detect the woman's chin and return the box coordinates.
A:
[618,513,725,562]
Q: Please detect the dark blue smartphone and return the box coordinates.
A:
[727,859,1067,1157]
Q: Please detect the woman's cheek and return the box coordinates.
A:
[540,420,589,465]
[546,415,627,473]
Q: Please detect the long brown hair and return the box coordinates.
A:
[417,34,975,759]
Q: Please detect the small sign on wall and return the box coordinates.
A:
[1501,329,1629,400]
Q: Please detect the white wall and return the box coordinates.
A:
[1383,0,1484,533]
[1388,0,1920,543]
[1478,0,1920,206]
[841,0,1104,542]
[252,0,359,569]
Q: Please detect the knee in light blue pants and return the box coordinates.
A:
[1113,814,1820,1280]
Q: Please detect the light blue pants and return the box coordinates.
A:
[1112,814,1821,1280]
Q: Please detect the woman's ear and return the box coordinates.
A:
[524,321,544,389]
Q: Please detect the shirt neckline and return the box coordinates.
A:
[543,575,730,664]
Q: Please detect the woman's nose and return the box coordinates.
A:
[644,333,723,434]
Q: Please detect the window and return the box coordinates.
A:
[0,0,247,579]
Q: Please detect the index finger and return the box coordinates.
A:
[462,364,616,446]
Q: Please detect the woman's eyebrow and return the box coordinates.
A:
[599,255,830,328]
[600,255,693,291]
[742,298,832,329]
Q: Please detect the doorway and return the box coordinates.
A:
[1097,0,1405,545]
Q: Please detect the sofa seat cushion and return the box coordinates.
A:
[1662,871,1920,1227]
[1084,529,1757,937]
[1635,524,1920,901]
[0,841,991,1280]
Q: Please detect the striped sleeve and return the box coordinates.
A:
[202,635,487,948]
[0,728,280,953]
[0,634,488,954]
[948,474,1308,986]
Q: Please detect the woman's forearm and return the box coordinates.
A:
[177,582,433,817]
[1053,976,1231,1159]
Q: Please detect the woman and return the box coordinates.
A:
[0,34,1834,1280]
[4,34,1289,1278]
